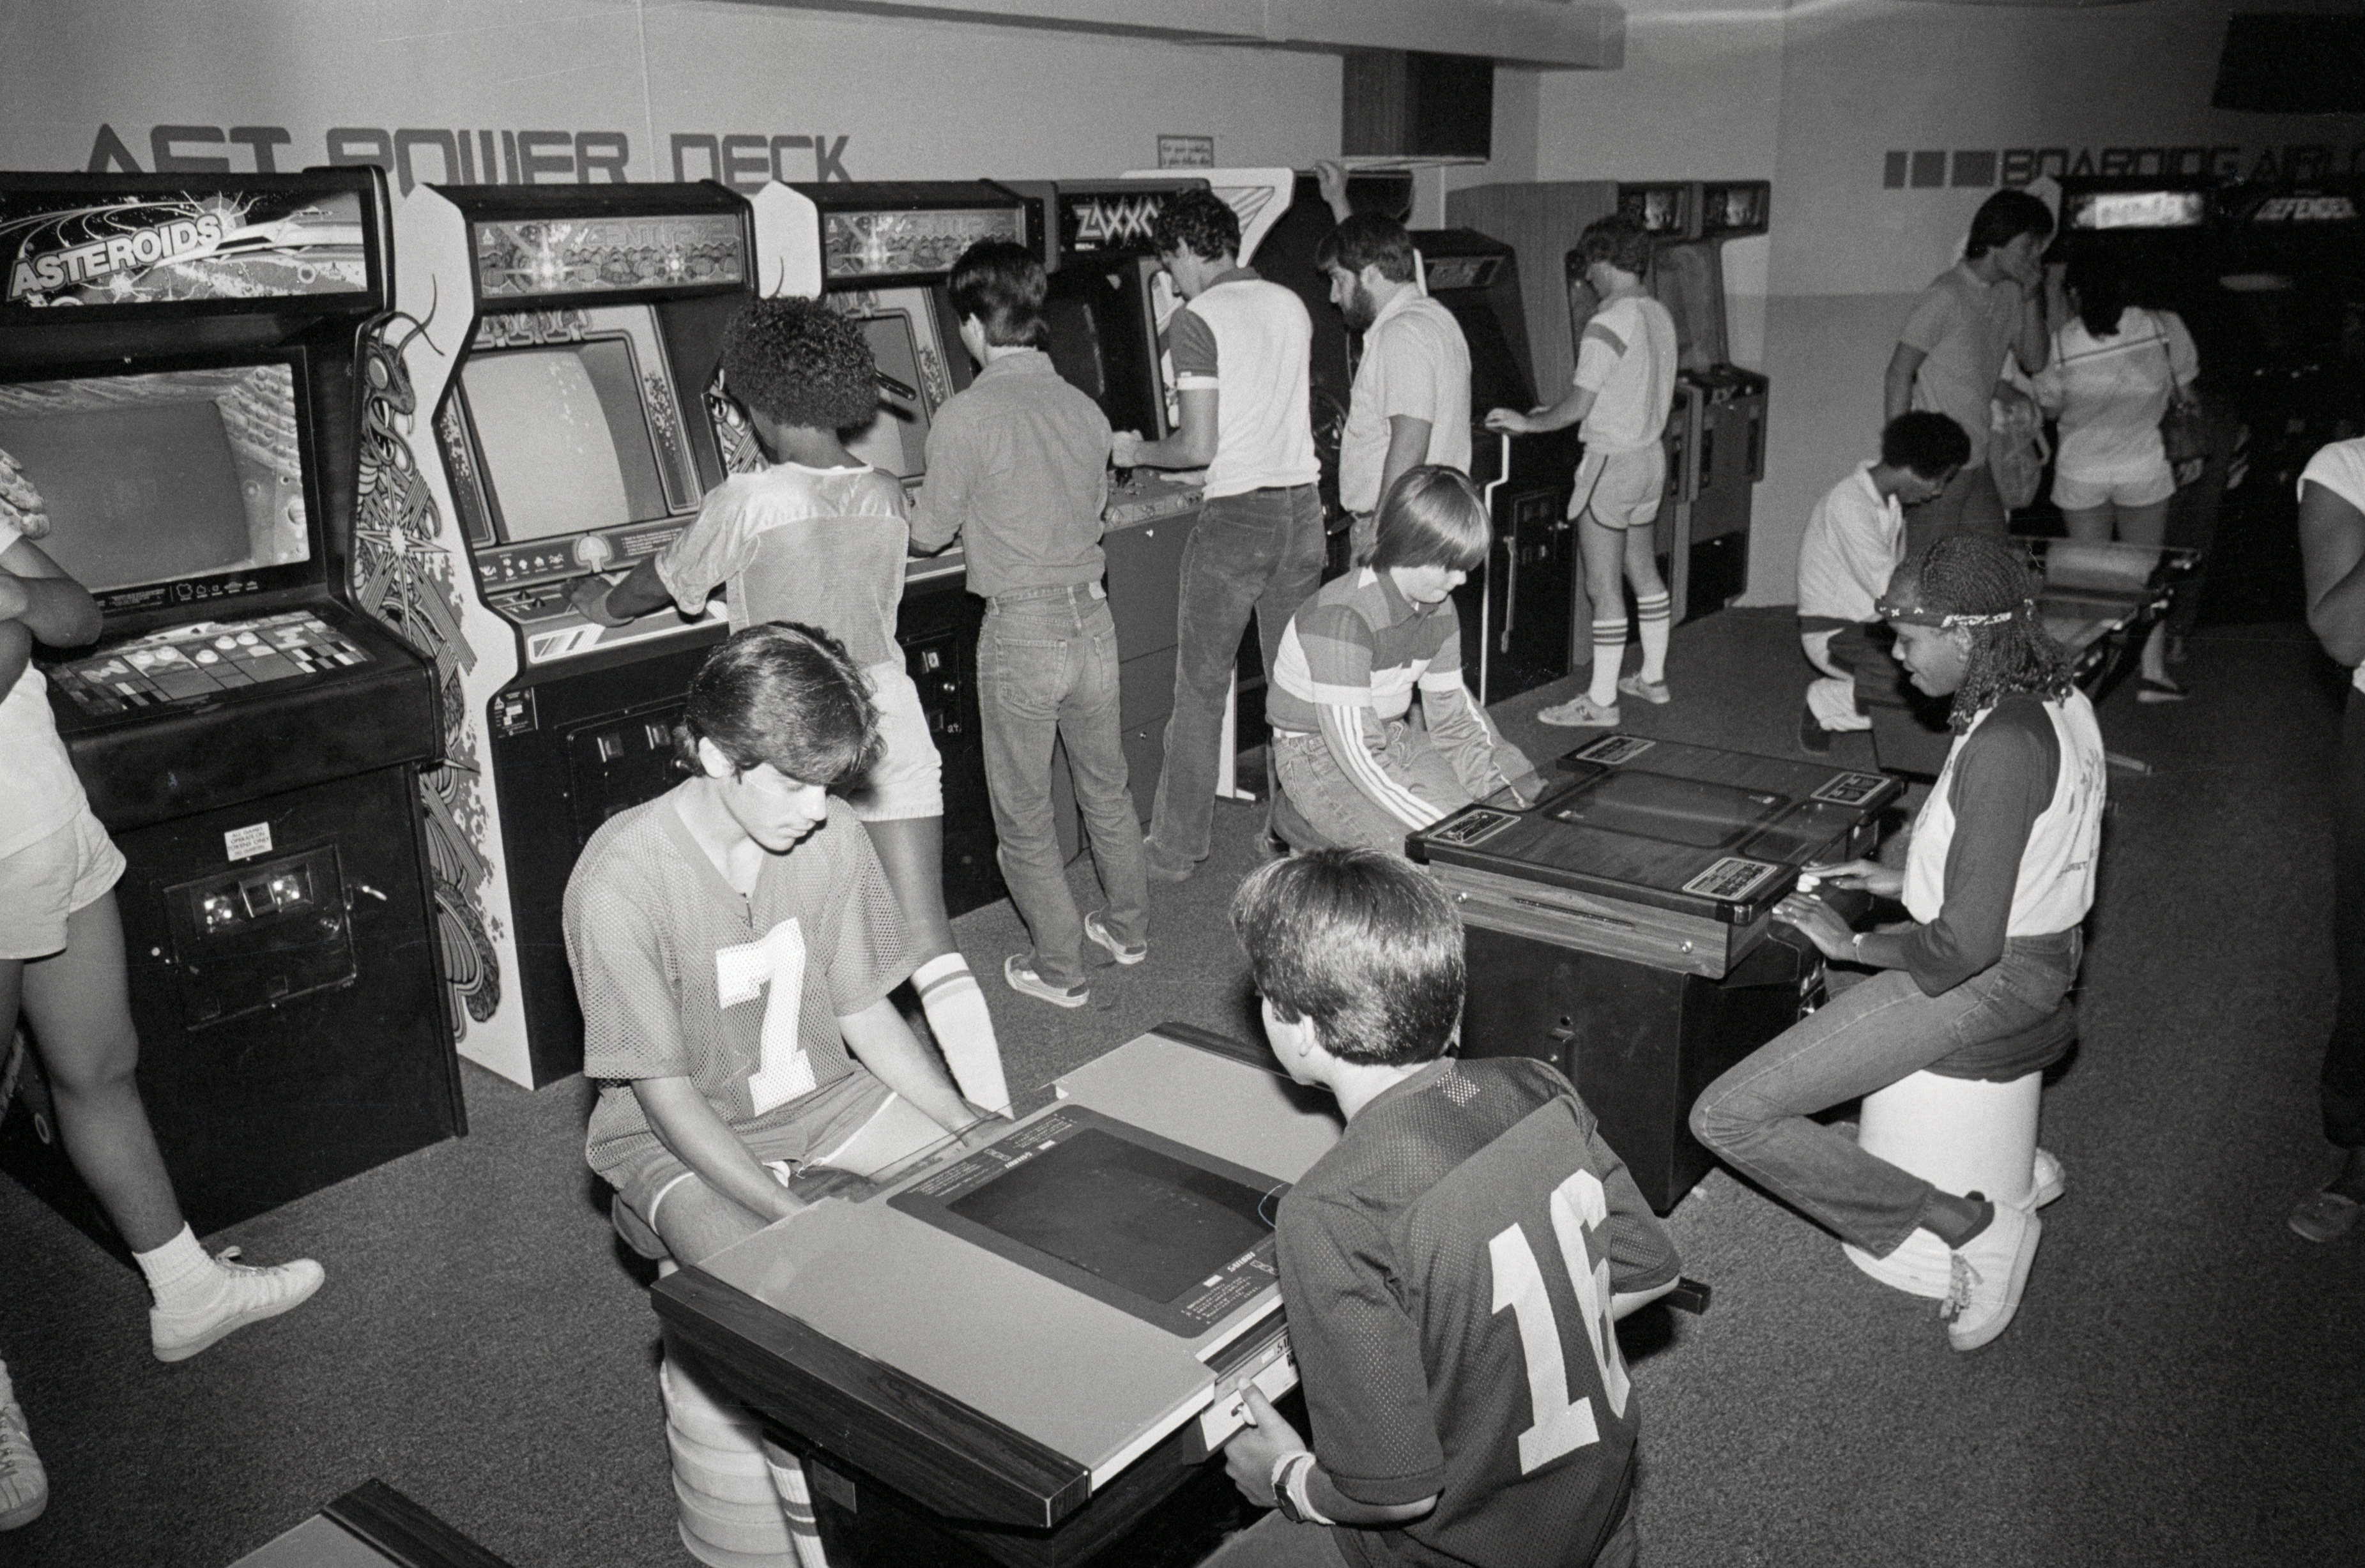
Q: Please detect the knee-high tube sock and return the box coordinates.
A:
[1636,590,1672,683]
[914,953,1009,1114]
[1589,617,1627,706]
[762,1436,833,1568]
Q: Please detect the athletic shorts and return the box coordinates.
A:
[1570,444,1667,531]
[0,805,126,961]
[601,1067,901,1232]
[2053,466,2175,512]
[846,658,944,823]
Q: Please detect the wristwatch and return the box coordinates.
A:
[1271,1452,1319,1525]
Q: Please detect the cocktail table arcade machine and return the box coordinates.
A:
[656,1027,1337,1567]
[1408,734,1904,1214]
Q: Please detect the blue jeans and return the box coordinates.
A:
[1688,930,2081,1256]
[977,584,1147,991]
[1148,485,1326,867]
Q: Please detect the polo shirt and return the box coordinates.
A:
[908,349,1112,599]
[1167,266,1319,499]
[1338,289,1473,514]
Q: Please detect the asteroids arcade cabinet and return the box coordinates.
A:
[0,169,462,1247]
[371,181,756,1086]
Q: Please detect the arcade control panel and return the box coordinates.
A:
[47,609,372,715]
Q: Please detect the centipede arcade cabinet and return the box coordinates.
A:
[0,168,462,1249]
[376,181,755,1086]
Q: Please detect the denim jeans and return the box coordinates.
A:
[1689,929,2082,1256]
[1147,484,1326,867]
[977,584,1147,991]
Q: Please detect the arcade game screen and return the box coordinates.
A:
[0,363,310,593]
[1044,261,1166,440]
[447,302,704,550]
[838,286,945,484]
[460,339,671,542]
[892,1104,1287,1337]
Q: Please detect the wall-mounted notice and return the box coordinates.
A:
[1158,135,1214,169]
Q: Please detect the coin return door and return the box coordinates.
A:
[163,847,359,1028]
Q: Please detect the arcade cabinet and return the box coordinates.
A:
[747,178,1033,915]
[1578,181,1772,623]
[374,179,758,1086]
[1411,227,1582,701]
[1409,734,1901,1212]
[2210,176,2364,480]
[0,168,463,1248]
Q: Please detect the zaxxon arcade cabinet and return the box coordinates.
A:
[1410,733,1901,1213]
[376,179,757,1087]
[0,168,463,1248]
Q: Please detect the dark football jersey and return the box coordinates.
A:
[1275,1055,1680,1568]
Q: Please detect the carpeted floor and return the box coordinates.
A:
[4,602,2361,1567]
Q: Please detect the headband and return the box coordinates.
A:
[1876,594,2033,629]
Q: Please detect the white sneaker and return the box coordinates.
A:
[1083,911,1147,966]
[1943,1199,2040,1352]
[151,1249,326,1363]
[1003,955,1089,1010]
[0,1366,44,1532]
[2026,1147,2064,1209]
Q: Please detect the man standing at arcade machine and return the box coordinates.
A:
[1884,189,2055,542]
[1319,211,1473,567]
[1112,190,1322,883]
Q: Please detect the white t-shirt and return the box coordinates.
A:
[1796,463,1904,625]
[1167,270,1319,499]
[2032,308,2199,483]
[1337,291,1473,514]
[2300,438,2365,694]
[1573,294,1677,454]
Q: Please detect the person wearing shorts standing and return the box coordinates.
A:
[1486,215,1677,728]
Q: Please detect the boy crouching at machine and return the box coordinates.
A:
[1212,848,1681,1568]
[563,623,1000,1566]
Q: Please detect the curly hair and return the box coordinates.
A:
[718,296,881,434]
[1893,535,2075,731]
[1150,189,1241,264]
[1577,215,1654,278]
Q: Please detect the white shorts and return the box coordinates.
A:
[1570,445,1667,531]
[846,658,944,823]
[2053,466,2175,512]
[0,805,128,961]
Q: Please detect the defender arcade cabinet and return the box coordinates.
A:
[376,179,757,1086]
[0,167,462,1251]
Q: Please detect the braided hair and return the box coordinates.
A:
[1889,534,2074,731]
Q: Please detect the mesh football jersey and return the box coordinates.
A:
[566,784,912,1178]
[1276,1056,1680,1568]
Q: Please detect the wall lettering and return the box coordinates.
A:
[80,123,853,194]
[1881,141,2365,190]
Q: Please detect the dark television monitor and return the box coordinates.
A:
[1545,768,1787,851]
[832,284,955,487]
[447,302,705,547]
[0,362,312,597]
[1044,258,1168,439]
[891,1103,1287,1338]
